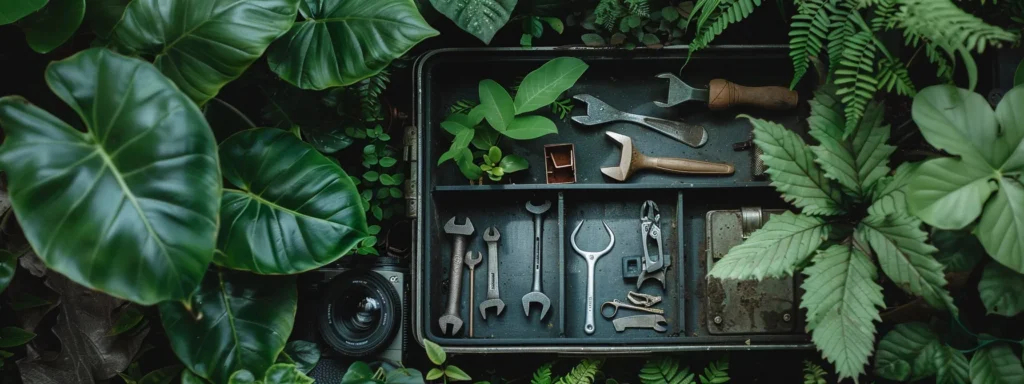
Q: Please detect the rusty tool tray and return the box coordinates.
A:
[411,47,814,353]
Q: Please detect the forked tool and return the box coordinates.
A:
[571,220,615,335]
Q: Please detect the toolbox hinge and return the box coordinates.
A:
[403,125,418,218]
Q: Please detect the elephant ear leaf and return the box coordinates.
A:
[112,0,301,105]
[217,128,368,274]
[268,0,438,90]
[0,0,47,25]
[0,48,220,305]
[429,0,517,44]
[160,270,297,384]
[19,0,85,54]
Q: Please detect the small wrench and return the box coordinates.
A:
[440,217,474,336]
[464,251,482,337]
[612,314,668,332]
[570,220,615,335]
[479,227,505,319]
[572,94,708,148]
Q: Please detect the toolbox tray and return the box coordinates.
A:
[412,47,814,353]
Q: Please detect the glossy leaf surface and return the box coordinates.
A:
[0,0,47,25]
[20,0,85,54]
[429,0,517,44]
[513,57,589,114]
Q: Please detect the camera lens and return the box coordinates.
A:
[318,269,401,358]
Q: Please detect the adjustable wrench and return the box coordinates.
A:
[440,217,474,336]
[479,227,505,319]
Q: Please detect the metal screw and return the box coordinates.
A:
[389,276,399,283]
[783,313,792,322]
[713,315,723,325]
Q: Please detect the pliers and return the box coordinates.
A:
[638,201,668,289]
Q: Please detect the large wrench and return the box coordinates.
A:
[523,201,552,320]
[570,220,615,335]
[479,227,505,319]
[440,217,474,336]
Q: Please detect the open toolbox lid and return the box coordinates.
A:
[409,47,816,353]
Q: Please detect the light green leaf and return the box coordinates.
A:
[868,162,920,217]
[386,368,425,384]
[873,323,941,381]
[978,262,1024,317]
[428,0,517,44]
[0,0,47,24]
[181,370,210,384]
[379,174,396,186]
[0,327,36,348]
[268,0,437,90]
[801,244,883,381]
[108,305,145,336]
[217,129,368,274]
[364,171,380,182]
[709,212,829,280]
[970,344,1024,384]
[976,178,1024,274]
[264,363,314,384]
[85,0,130,38]
[138,365,183,384]
[159,270,297,384]
[934,346,969,384]
[808,89,894,198]
[341,362,378,384]
[280,341,320,374]
[513,57,589,114]
[426,368,444,381]
[113,0,300,105]
[442,117,474,135]
[747,116,845,216]
[379,157,398,168]
[502,115,557,140]
[439,129,476,166]
[228,370,257,384]
[487,146,502,165]
[20,0,85,54]
[479,80,515,131]
[424,338,446,365]
[912,85,1001,168]
[499,155,529,173]
[931,229,985,273]
[638,357,694,384]
[445,365,472,382]
[858,213,957,314]
[908,157,997,230]
[541,17,563,34]
[995,85,1024,172]
[0,250,14,294]
[0,48,220,305]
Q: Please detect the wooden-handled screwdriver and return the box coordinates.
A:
[655,73,798,111]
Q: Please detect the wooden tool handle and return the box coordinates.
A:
[640,156,735,175]
[707,79,798,111]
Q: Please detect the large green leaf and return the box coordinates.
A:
[868,162,919,217]
[976,178,1024,273]
[279,341,320,374]
[996,85,1024,172]
[911,85,1001,168]
[513,57,589,114]
[801,244,883,381]
[217,128,368,274]
[0,0,47,24]
[808,89,894,198]
[873,323,941,381]
[0,250,14,294]
[978,262,1024,317]
[429,0,517,44]
[0,48,220,305]
[112,0,301,105]
[908,157,997,230]
[20,0,85,54]
[268,0,438,90]
[479,79,515,131]
[934,346,969,384]
[708,212,830,280]
[858,213,957,314]
[502,115,557,140]
[159,270,297,384]
[748,116,845,216]
[970,344,1024,384]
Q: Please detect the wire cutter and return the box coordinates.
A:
[638,201,668,289]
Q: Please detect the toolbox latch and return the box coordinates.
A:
[739,206,764,239]
[403,126,418,218]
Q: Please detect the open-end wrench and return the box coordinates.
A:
[612,314,668,332]
[570,220,615,335]
[572,94,708,148]
[440,217,474,336]
[479,227,505,319]
[523,200,552,320]
[464,251,482,337]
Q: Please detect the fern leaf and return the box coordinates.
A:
[856,213,958,315]
[834,31,878,136]
[709,211,830,280]
[689,0,763,54]
[871,0,898,31]
[808,88,895,198]
[699,356,729,384]
[358,69,390,122]
[875,57,916,96]
[748,116,846,215]
[924,42,955,82]
[556,360,602,384]
[789,0,831,88]
[626,0,650,16]
[532,363,553,384]
[801,244,884,381]
[639,357,695,384]
[867,162,920,216]
[803,361,828,384]
[826,1,855,79]
[595,0,627,30]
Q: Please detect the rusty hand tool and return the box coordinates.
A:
[523,201,552,321]
[464,250,482,337]
[601,131,734,182]
[628,291,662,307]
[638,200,669,290]
[440,217,474,336]
[479,227,506,320]
[654,73,799,110]
[571,220,615,335]
[612,314,668,332]
[600,299,665,319]
[571,94,708,148]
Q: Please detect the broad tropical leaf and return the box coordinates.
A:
[970,344,1024,384]
[911,85,1003,169]
[639,357,695,384]
[808,89,894,198]
[0,0,47,24]
[19,0,85,54]
[934,346,969,384]
[857,213,957,314]
[908,157,997,230]
[217,128,368,274]
[513,57,589,114]
[709,212,830,280]
[873,322,941,381]
[264,364,314,384]
[0,48,220,305]
[280,341,320,374]
[868,162,919,217]
[159,270,297,384]
[978,262,1024,317]
[479,79,515,131]
[429,0,517,44]
[113,0,300,105]
[268,0,438,90]
[976,178,1024,273]
[801,244,884,381]
[748,116,845,215]
[503,115,557,140]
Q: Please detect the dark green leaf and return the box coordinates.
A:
[361,190,374,202]
[424,339,446,365]
[931,229,985,273]
[0,250,14,294]
[978,262,1024,317]
[268,0,438,90]
[159,270,297,384]
[305,127,353,154]
[582,33,605,46]
[873,323,940,381]
[662,6,679,21]
[376,188,389,200]
[513,57,589,114]
[478,79,515,130]
[386,368,425,384]
[138,365,183,384]
[642,33,661,47]
[113,0,299,105]
[1015,59,1024,87]
[181,370,210,384]
[372,206,383,220]
[428,0,516,44]
[0,0,47,24]
[379,157,398,168]
[364,144,377,155]
[108,305,145,336]
[0,48,220,305]
[379,133,391,142]
[471,127,499,150]
[970,343,1024,384]
[502,115,557,140]
[498,155,528,173]
[85,0,130,38]
[380,174,395,186]
[525,16,543,37]
[934,346,968,384]
[217,129,368,274]
[205,98,257,143]
[20,0,85,54]
[389,188,403,198]
[10,292,51,311]
[280,341,320,374]
[455,148,483,180]
[361,236,378,247]
[426,368,444,381]
[228,370,257,384]
[445,365,472,382]
[367,225,381,235]
[264,363,314,384]
[0,327,36,348]
[541,17,563,34]
[365,171,380,182]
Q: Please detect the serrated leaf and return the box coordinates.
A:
[808,89,895,198]
[873,323,941,381]
[801,244,883,381]
[931,229,985,272]
[858,213,957,315]
[976,178,1024,274]
[709,212,830,280]
[908,157,997,230]
[868,162,920,217]
[747,116,845,216]
[934,346,969,384]
[970,344,1024,384]
[445,365,472,381]
[424,339,446,365]
[978,262,1024,317]
[479,79,515,131]
[514,57,589,114]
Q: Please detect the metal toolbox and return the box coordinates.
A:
[410,47,814,353]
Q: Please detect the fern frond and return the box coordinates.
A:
[789,0,832,88]
[699,356,729,384]
[690,0,764,53]
[834,31,878,137]
[870,0,897,31]
[358,69,390,122]
[875,57,916,96]
[924,42,955,82]
[595,0,627,30]
[448,99,478,116]
[803,361,828,384]
[826,1,855,78]
[626,0,650,16]
[532,363,553,384]
[556,360,602,384]
[639,357,695,384]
